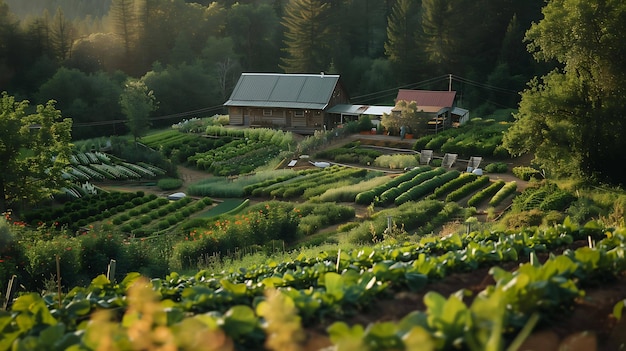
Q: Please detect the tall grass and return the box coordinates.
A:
[187,169,296,197]
[313,175,391,203]
[373,154,419,169]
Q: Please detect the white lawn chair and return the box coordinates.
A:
[468,156,482,169]
[419,150,433,165]
[441,153,458,168]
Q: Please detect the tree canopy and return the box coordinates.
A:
[120,80,156,142]
[503,0,626,185]
[0,92,73,213]
[280,0,332,73]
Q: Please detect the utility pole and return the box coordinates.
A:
[448,74,452,91]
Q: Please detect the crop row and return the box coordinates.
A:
[355,166,514,209]
[355,166,432,205]
[120,197,213,237]
[377,168,448,206]
[394,169,461,205]
[63,152,165,182]
[250,166,368,199]
[20,191,147,227]
[1,220,616,350]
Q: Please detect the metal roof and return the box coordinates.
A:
[396,89,456,107]
[327,104,394,116]
[452,107,469,116]
[363,106,394,116]
[224,73,341,110]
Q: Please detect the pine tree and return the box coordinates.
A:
[51,8,74,61]
[110,0,138,60]
[280,0,332,73]
[384,0,422,82]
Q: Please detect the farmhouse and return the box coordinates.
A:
[393,89,469,133]
[224,73,350,134]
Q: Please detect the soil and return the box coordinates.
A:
[301,246,626,351]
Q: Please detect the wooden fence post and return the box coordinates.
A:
[3,275,17,311]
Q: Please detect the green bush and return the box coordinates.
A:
[467,180,506,207]
[485,162,508,173]
[489,181,517,206]
[298,215,324,235]
[513,166,542,181]
[78,231,125,281]
[0,220,28,288]
[158,178,184,190]
[565,197,604,225]
[539,190,577,211]
[445,176,490,202]
[26,237,83,289]
[502,209,544,228]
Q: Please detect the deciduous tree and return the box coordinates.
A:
[0,92,72,213]
[120,80,156,142]
[503,0,626,184]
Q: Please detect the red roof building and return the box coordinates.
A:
[395,89,457,108]
[393,89,468,134]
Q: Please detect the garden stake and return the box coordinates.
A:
[3,275,16,311]
[336,249,341,273]
[56,254,62,308]
[107,259,117,282]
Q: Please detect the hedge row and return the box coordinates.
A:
[467,180,506,207]
[445,176,491,202]
[489,181,517,207]
[432,173,478,198]
[378,168,447,206]
[354,166,431,205]
[395,170,461,206]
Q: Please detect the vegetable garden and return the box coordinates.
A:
[2,121,623,350]
[1,220,625,350]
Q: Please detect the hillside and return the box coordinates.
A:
[2,124,626,350]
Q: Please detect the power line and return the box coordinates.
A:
[351,75,450,104]
[72,104,225,128]
[451,74,520,95]
[350,74,521,105]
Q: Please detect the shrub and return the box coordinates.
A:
[157,178,184,191]
[26,237,83,290]
[502,209,544,229]
[485,162,508,173]
[539,190,577,211]
[0,220,28,287]
[566,197,604,225]
[445,176,490,202]
[78,231,125,281]
[298,215,325,235]
[489,181,518,207]
[467,180,506,207]
[513,166,542,181]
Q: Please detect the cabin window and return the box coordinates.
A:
[263,109,273,116]
[294,110,304,117]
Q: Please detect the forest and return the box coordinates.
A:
[2,0,625,185]
[0,0,544,139]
